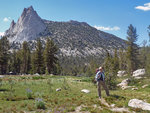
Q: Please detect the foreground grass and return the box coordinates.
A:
[0,75,149,113]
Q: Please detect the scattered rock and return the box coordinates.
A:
[81,89,90,93]
[134,77,143,79]
[0,75,4,78]
[117,71,127,77]
[69,105,90,113]
[111,107,130,113]
[117,79,137,90]
[99,98,110,107]
[122,86,133,90]
[110,104,115,108]
[132,87,138,90]
[117,78,130,87]
[133,69,145,78]
[128,99,150,111]
[56,88,61,92]
[142,84,149,88]
[34,73,40,76]
[92,104,103,110]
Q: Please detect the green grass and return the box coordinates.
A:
[0,75,149,112]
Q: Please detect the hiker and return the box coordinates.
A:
[95,67,109,99]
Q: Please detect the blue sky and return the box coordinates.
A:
[0,0,150,45]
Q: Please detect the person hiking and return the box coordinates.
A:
[95,67,109,99]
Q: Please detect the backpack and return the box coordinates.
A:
[96,72,104,81]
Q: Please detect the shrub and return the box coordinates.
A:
[35,98,46,109]
[47,78,53,93]
[61,78,70,90]
[8,78,15,91]
[105,72,117,90]
[26,89,33,99]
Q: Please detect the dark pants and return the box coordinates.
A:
[97,80,109,98]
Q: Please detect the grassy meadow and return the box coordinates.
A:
[0,75,150,113]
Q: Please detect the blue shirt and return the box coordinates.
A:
[95,71,105,81]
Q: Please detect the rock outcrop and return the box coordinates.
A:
[128,99,150,111]
[117,71,127,77]
[132,69,145,79]
[117,78,130,87]
[117,78,136,90]
[5,6,46,43]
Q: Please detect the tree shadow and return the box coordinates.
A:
[109,94,126,100]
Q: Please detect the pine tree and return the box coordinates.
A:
[0,36,9,74]
[32,39,44,74]
[20,41,31,74]
[44,38,58,74]
[112,49,119,74]
[139,40,147,68]
[126,24,139,74]
[8,50,18,74]
[118,49,127,70]
[104,51,117,90]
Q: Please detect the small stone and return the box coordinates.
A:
[132,87,138,90]
[142,84,149,88]
[111,104,115,108]
[81,89,90,93]
[56,88,61,92]
[0,75,4,78]
[111,107,130,113]
[34,73,40,76]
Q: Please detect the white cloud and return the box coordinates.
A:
[3,17,11,22]
[0,32,4,37]
[135,3,150,11]
[94,25,120,31]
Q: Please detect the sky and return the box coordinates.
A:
[0,0,150,45]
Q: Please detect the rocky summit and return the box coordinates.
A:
[5,6,126,57]
[5,6,46,43]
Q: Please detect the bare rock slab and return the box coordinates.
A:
[128,99,150,111]
[133,69,145,78]
[117,78,130,87]
[117,71,127,77]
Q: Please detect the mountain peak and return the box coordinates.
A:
[21,6,36,18]
[5,6,46,43]
[28,6,34,11]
